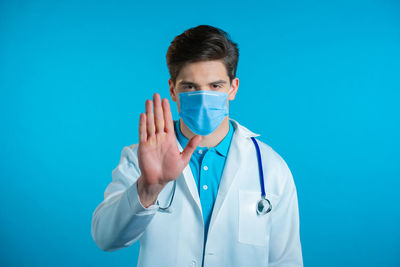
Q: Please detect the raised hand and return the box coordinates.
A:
[136,93,202,207]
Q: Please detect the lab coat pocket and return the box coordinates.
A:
[238,190,275,246]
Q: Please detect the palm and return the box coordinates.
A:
[137,93,201,186]
[138,132,185,185]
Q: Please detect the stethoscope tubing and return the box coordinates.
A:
[157,137,272,215]
[250,137,266,198]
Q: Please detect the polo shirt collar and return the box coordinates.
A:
[174,119,234,157]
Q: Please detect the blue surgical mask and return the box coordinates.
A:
[178,88,231,136]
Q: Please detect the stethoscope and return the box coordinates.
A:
[250,136,272,215]
[157,137,272,216]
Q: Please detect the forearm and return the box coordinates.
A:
[268,179,303,266]
[91,179,158,251]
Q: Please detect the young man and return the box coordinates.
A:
[91,25,303,267]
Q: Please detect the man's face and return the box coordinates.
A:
[169,60,239,113]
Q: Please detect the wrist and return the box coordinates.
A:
[137,175,164,208]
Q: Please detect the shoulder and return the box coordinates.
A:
[117,143,139,164]
[251,138,295,196]
[257,139,290,172]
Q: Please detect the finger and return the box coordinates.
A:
[139,113,147,143]
[153,93,165,134]
[145,99,155,137]
[181,135,202,164]
[162,98,174,133]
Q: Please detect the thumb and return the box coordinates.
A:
[181,135,202,164]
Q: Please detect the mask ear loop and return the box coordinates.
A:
[227,84,234,95]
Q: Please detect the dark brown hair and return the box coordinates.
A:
[166,25,239,86]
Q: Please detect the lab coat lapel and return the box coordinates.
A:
[175,138,203,216]
[208,118,260,234]
[173,118,260,225]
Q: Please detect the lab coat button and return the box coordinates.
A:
[189,260,196,267]
[203,165,208,171]
[203,185,208,190]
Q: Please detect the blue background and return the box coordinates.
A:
[1,0,399,266]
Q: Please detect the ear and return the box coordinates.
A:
[228,77,239,101]
[169,78,177,102]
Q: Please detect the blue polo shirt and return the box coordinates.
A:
[174,119,235,244]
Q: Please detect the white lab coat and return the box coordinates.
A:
[91,118,303,267]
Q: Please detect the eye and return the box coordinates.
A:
[182,85,195,91]
[212,84,223,89]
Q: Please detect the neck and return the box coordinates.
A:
[179,116,230,148]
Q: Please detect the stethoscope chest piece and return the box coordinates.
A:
[256,197,272,215]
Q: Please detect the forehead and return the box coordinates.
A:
[176,60,229,84]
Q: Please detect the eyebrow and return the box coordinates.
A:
[178,80,227,86]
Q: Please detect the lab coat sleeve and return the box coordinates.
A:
[91,144,159,252]
[268,161,303,267]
